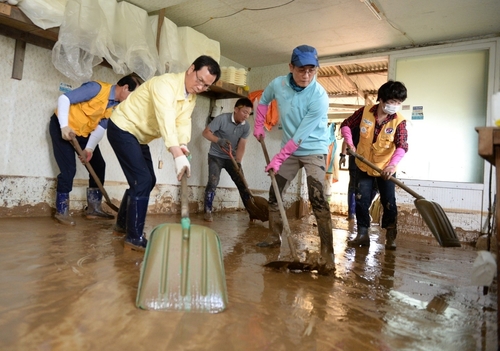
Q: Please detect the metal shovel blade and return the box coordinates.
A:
[414,199,461,247]
[245,195,269,222]
[136,223,228,313]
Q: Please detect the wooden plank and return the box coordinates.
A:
[476,127,500,164]
[0,23,55,50]
[0,4,58,44]
[0,3,12,16]
[156,8,165,52]
[12,39,25,80]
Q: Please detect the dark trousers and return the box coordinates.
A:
[107,120,156,197]
[355,169,397,229]
[205,154,251,203]
[348,168,357,215]
[49,114,106,193]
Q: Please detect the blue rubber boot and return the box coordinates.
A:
[124,196,148,251]
[204,191,215,222]
[54,192,75,226]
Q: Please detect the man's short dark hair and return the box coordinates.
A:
[192,55,221,83]
[234,97,253,109]
[117,73,143,92]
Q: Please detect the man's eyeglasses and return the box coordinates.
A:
[195,70,212,90]
[294,66,317,75]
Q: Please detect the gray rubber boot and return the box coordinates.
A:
[85,188,114,220]
[347,226,370,247]
[256,210,281,247]
[54,192,75,226]
[385,226,397,250]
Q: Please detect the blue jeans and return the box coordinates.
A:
[107,120,156,197]
[355,169,397,229]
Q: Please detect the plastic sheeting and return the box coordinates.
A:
[150,15,182,74]
[471,250,497,286]
[52,0,160,83]
[23,0,221,82]
[177,27,220,70]
[112,1,161,80]
[17,0,67,29]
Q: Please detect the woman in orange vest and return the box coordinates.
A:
[340,80,408,250]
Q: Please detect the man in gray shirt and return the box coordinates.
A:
[202,98,253,222]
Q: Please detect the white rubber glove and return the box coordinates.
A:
[174,155,191,180]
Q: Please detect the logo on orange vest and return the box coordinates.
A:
[385,127,394,134]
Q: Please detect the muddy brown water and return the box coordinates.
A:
[0,211,496,350]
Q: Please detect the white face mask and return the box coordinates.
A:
[382,103,401,115]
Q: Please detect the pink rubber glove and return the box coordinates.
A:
[340,126,355,150]
[265,139,299,173]
[388,148,406,167]
[253,104,268,140]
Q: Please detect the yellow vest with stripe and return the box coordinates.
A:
[355,105,405,176]
[56,81,113,137]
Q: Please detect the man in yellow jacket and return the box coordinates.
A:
[108,55,221,251]
[340,80,408,250]
[49,73,142,226]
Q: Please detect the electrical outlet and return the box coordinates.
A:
[158,160,163,169]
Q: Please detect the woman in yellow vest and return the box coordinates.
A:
[340,81,408,250]
[49,74,142,226]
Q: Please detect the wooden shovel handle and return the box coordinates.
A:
[347,148,423,200]
[221,144,253,195]
[69,136,119,212]
[259,138,298,260]
[181,174,189,219]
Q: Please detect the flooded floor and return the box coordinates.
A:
[0,211,497,351]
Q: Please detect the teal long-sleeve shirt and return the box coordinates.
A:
[259,73,329,156]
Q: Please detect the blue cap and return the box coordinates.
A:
[291,45,319,67]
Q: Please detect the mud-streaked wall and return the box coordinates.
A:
[0,35,302,218]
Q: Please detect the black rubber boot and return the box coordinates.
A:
[54,192,75,226]
[113,190,129,235]
[385,226,397,250]
[85,188,114,220]
[124,196,148,252]
[347,226,370,247]
[256,211,281,247]
[204,191,215,222]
